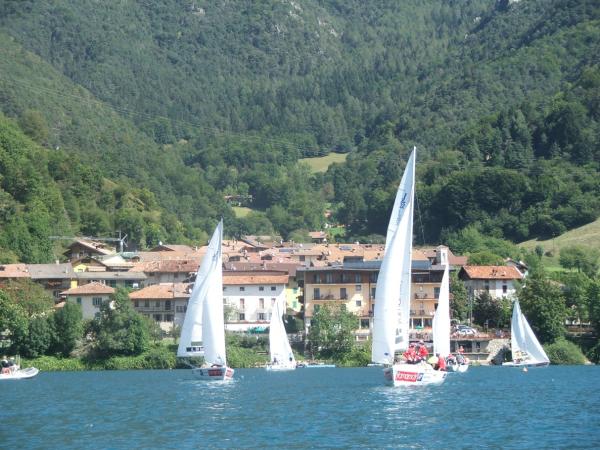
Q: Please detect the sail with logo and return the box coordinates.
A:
[177,220,234,381]
[372,147,447,386]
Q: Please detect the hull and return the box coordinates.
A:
[266,364,296,371]
[502,361,549,368]
[192,366,234,381]
[383,363,447,387]
[457,364,469,373]
[0,367,39,380]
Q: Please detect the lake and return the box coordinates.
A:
[1,366,599,449]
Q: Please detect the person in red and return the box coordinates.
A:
[436,353,447,371]
[417,340,429,361]
[403,343,418,364]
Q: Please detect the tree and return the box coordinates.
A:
[0,291,28,354]
[51,303,83,357]
[559,245,599,278]
[307,305,358,359]
[518,274,567,344]
[472,292,510,328]
[17,316,55,358]
[91,288,151,357]
[450,272,468,322]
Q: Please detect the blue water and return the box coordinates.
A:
[1,366,599,449]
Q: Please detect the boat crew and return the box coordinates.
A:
[417,341,429,361]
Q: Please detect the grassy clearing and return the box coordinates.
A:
[299,152,348,173]
[519,217,600,269]
[232,206,253,218]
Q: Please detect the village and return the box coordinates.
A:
[0,234,527,364]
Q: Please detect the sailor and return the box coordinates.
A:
[417,341,429,361]
[1,356,8,368]
[435,353,446,371]
[403,344,418,364]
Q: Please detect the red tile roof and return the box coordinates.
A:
[61,281,115,295]
[461,266,523,280]
[130,259,201,273]
[0,264,30,278]
[223,271,289,285]
[129,283,191,299]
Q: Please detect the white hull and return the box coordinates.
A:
[383,363,447,387]
[502,361,549,368]
[192,366,234,381]
[0,367,39,380]
[266,364,296,371]
[456,364,469,373]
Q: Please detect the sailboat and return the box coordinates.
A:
[266,297,296,371]
[177,220,234,381]
[372,147,446,386]
[502,300,549,367]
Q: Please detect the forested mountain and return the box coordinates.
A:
[0,0,598,262]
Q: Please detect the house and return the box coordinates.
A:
[130,259,201,285]
[148,244,196,253]
[298,245,458,342]
[222,270,289,332]
[129,283,190,332]
[0,264,31,283]
[62,239,116,262]
[61,282,115,319]
[309,231,327,244]
[458,265,524,300]
[27,263,76,301]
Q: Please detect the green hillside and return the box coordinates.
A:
[0,0,598,261]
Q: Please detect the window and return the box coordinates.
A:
[424,318,432,327]
[434,287,440,299]
[164,314,173,322]
[369,272,378,283]
[271,298,276,306]
[355,284,362,292]
[258,313,266,321]
[340,288,347,300]
[108,280,117,287]
[176,305,186,313]
[238,313,245,321]
[371,287,376,299]
[502,284,508,294]
[76,297,82,305]
[92,297,102,307]
[259,298,265,309]
[299,255,305,261]
[240,286,245,292]
[356,300,362,307]
[354,273,361,283]
[155,301,160,308]
[223,286,227,291]
[259,286,264,291]
[314,288,321,300]
[270,286,276,291]
[134,300,139,308]
[325,273,333,283]
[144,300,149,308]
[485,281,490,292]
[239,298,245,310]
[360,318,370,329]
[315,274,321,283]
[165,300,171,311]
[153,314,162,321]
[174,273,179,279]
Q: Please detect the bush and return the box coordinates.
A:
[20,356,87,371]
[586,341,600,364]
[544,338,587,365]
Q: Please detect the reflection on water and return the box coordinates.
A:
[1,366,599,449]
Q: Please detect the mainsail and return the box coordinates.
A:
[511,300,549,365]
[432,247,450,358]
[177,220,225,364]
[371,148,416,365]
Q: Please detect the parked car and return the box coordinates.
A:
[455,325,477,336]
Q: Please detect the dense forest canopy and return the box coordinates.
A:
[0,0,598,262]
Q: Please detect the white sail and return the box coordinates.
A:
[177,220,224,363]
[372,148,416,364]
[269,298,295,367]
[511,300,549,365]
[432,249,450,358]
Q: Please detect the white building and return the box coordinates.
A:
[61,282,115,319]
[458,265,524,300]
[222,271,289,332]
